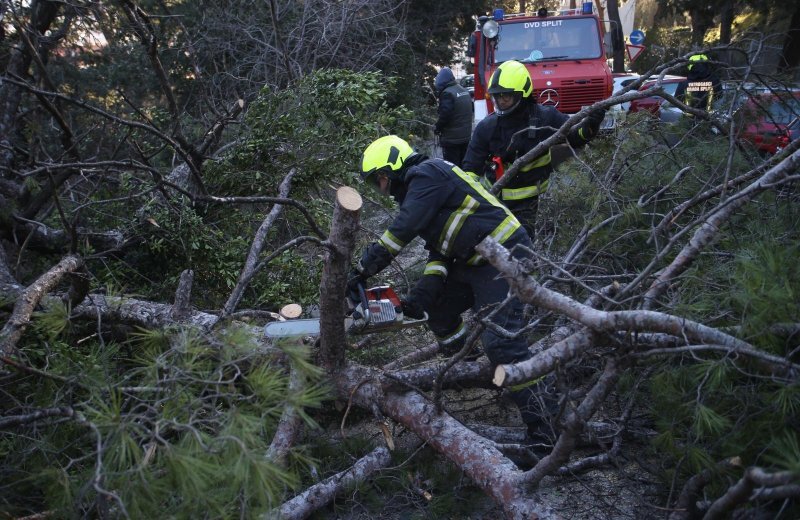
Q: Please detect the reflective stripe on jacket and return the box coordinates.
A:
[377,158,521,264]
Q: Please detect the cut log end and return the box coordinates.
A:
[280,303,303,319]
[493,365,507,387]
[336,186,363,212]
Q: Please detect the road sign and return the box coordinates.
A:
[629,29,645,45]
[626,44,646,62]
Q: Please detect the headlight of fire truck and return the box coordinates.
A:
[481,19,499,39]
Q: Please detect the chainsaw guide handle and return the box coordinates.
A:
[357,282,370,324]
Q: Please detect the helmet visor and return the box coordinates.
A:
[492,92,522,115]
[363,167,390,189]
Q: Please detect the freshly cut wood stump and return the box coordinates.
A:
[280,303,303,320]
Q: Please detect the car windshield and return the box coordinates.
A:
[765,98,800,124]
[643,81,681,96]
[493,17,601,63]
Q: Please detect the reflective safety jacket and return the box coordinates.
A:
[360,156,526,305]
[462,101,598,202]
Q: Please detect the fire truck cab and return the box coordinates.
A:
[467,4,613,122]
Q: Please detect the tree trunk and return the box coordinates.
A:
[719,0,734,45]
[334,363,561,520]
[689,6,714,47]
[593,0,605,29]
[318,186,362,372]
[778,3,800,72]
[606,0,626,72]
[0,0,61,170]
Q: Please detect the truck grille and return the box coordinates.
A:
[534,79,607,114]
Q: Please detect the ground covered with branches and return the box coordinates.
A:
[1,1,799,519]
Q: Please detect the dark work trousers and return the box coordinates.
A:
[426,232,551,430]
[505,196,539,240]
[441,142,469,169]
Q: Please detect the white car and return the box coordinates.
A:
[611,72,641,112]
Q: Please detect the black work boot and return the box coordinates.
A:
[507,377,560,452]
[438,336,483,361]
[525,421,554,458]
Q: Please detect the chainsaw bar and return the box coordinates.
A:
[263,314,428,340]
[264,319,320,339]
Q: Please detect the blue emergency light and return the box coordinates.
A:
[493,8,504,21]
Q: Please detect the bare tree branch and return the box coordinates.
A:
[276,446,391,520]
[222,169,296,317]
[702,467,799,520]
[0,254,83,356]
[266,365,305,467]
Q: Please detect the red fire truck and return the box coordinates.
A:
[467,5,613,122]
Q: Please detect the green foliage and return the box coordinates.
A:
[643,231,800,487]
[108,67,418,310]
[766,432,800,473]
[1,317,330,518]
[634,25,692,74]
[727,239,800,350]
[213,68,417,197]
[541,115,800,510]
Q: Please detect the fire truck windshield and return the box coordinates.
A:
[493,17,601,63]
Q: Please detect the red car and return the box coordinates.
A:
[735,90,800,155]
[628,75,688,121]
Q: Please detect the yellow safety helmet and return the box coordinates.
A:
[688,53,709,71]
[487,60,533,115]
[360,135,415,185]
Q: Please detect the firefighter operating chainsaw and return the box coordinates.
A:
[343,135,558,445]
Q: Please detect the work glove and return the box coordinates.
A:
[400,297,425,320]
[346,269,366,307]
[358,244,389,279]
[586,107,607,128]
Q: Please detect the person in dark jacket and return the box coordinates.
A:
[685,53,721,112]
[348,134,556,446]
[462,60,606,238]
[433,67,473,167]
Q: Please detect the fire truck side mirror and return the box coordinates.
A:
[603,32,613,56]
[466,34,476,58]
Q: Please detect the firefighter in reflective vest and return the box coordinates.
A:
[348,135,555,444]
[686,53,721,112]
[462,60,606,238]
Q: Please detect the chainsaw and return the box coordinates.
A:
[264,284,427,340]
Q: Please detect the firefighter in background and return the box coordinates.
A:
[685,53,722,112]
[462,60,606,238]
[348,135,557,446]
[433,67,473,167]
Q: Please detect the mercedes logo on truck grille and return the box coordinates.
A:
[539,89,560,107]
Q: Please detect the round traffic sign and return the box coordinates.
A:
[629,30,645,45]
